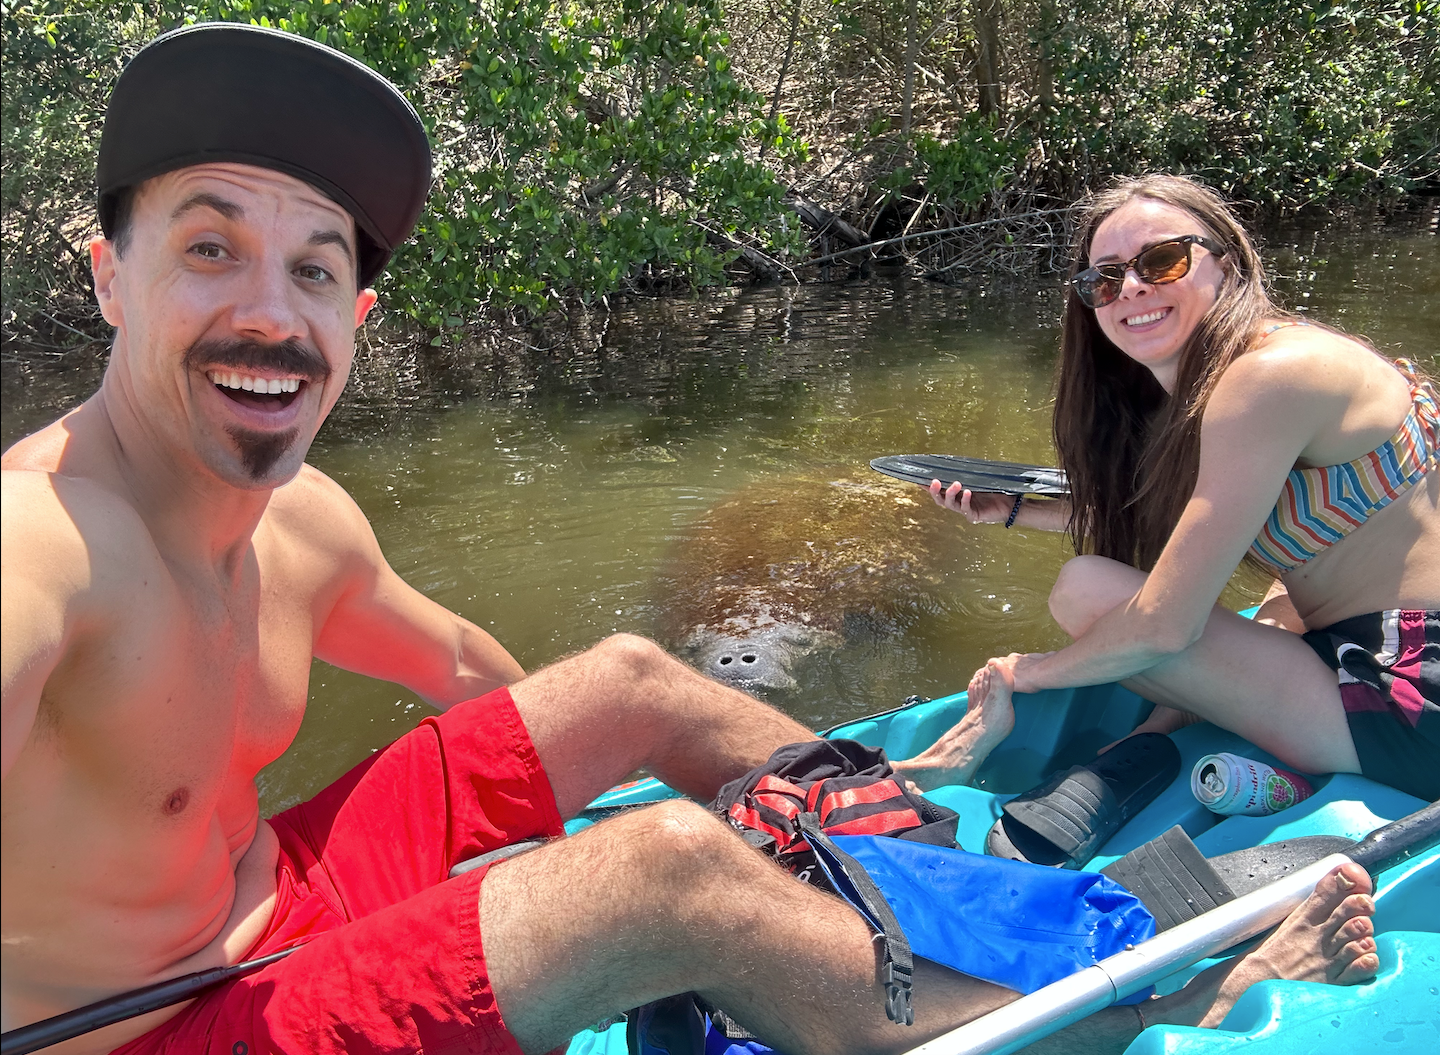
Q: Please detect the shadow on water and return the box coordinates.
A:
[2,211,1435,813]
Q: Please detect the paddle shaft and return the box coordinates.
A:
[902,853,1350,1055]
[1346,799,1440,875]
[0,947,299,1055]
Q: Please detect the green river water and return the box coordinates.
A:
[3,210,1436,813]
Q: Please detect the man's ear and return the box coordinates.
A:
[354,288,379,327]
[90,238,123,328]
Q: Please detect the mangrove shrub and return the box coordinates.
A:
[2,0,803,345]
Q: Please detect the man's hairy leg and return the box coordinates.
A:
[479,800,1021,1055]
[483,806,1378,1055]
[509,633,816,817]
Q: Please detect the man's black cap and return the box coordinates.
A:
[97,22,431,287]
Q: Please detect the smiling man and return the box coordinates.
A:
[1,22,1383,1055]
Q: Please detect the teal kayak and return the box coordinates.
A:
[565,681,1439,1055]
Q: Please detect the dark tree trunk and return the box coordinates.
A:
[902,0,918,135]
[974,0,1004,117]
[1033,0,1058,113]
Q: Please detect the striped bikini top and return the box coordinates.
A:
[1250,357,1439,573]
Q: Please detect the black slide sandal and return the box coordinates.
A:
[986,733,1182,869]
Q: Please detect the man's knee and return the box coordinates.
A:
[636,798,746,871]
[594,799,768,907]
[587,632,676,685]
[1048,555,1135,638]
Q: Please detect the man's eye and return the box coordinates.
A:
[296,264,333,283]
[190,242,227,260]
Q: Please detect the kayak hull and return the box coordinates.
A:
[566,681,1439,1054]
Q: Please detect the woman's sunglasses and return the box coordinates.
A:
[1071,235,1227,309]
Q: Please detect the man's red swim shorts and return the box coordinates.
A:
[110,687,565,1055]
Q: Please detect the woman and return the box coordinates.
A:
[891,174,1438,801]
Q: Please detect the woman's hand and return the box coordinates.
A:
[1007,650,1056,694]
[928,480,1017,524]
[929,480,1071,531]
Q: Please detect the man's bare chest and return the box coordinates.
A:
[26,557,316,822]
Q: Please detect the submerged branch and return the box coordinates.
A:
[802,206,1077,268]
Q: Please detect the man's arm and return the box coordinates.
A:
[1,473,85,779]
[295,469,525,708]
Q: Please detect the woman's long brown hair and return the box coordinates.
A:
[1054,175,1281,569]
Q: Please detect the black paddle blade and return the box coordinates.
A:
[870,455,1070,496]
[1103,800,1440,932]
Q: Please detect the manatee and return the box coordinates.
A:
[655,471,964,694]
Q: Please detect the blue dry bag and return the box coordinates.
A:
[825,833,1156,997]
[678,834,1157,1055]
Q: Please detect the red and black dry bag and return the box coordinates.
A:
[706,738,960,1030]
[711,738,961,884]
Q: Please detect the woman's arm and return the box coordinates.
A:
[929,480,1073,531]
[1011,350,1340,692]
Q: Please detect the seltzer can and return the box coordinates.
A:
[1190,752,1315,817]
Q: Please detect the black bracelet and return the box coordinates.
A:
[1004,493,1024,528]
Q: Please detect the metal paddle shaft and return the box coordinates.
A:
[0,947,298,1055]
[902,800,1440,1055]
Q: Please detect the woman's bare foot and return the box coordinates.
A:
[1098,704,1200,754]
[892,656,1019,792]
[1147,862,1380,1029]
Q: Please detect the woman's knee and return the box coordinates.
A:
[1048,555,1145,638]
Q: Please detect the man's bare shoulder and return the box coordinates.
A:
[263,463,384,564]
[1,402,103,474]
[1,470,159,744]
[3,427,64,474]
[2,467,160,594]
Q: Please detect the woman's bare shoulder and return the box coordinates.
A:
[1215,324,1394,405]
[1210,323,1414,463]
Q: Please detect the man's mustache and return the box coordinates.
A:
[184,337,332,384]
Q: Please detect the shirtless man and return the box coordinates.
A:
[2,23,1381,1055]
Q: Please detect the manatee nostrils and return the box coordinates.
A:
[717,652,759,667]
[689,630,814,693]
